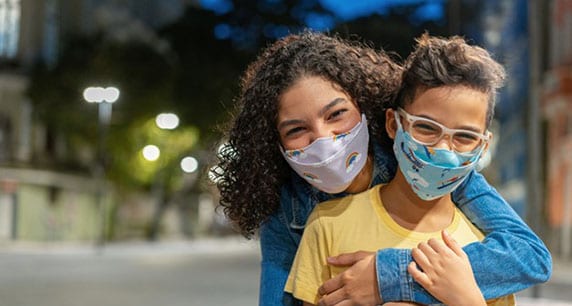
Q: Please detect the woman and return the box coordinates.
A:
[213,31,551,305]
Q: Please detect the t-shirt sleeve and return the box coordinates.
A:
[284,209,330,305]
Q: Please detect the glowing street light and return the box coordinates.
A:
[83,87,120,103]
[180,156,198,173]
[142,145,160,161]
[155,113,179,130]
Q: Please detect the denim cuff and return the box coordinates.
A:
[376,248,444,305]
[376,249,411,303]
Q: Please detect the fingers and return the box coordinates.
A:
[318,274,342,296]
[411,246,431,269]
[317,289,347,306]
[441,230,464,257]
[326,251,373,266]
[407,261,431,288]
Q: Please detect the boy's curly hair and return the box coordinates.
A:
[392,33,506,128]
[214,31,402,238]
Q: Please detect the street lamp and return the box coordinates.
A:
[83,86,120,250]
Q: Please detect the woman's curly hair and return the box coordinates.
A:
[214,30,402,238]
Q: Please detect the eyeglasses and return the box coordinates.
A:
[397,108,490,153]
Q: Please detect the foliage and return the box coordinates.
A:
[27,33,185,191]
[109,117,200,191]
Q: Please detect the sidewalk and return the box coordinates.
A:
[0,235,260,257]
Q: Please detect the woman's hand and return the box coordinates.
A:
[317,251,381,306]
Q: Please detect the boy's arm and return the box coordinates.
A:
[318,171,552,305]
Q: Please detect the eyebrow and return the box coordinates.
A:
[318,97,347,117]
[277,97,348,132]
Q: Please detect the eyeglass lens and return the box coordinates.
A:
[408,118,483,152]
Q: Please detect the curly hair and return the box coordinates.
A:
[392,33,506,128]
[214,30,402,238]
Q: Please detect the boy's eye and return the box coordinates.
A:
[454,132,479,142]
[413,122,439,133]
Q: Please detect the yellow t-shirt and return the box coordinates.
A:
[284,184,515,306]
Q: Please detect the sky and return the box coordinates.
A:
[200,0,446,23]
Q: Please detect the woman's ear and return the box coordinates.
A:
[385,109,397,140]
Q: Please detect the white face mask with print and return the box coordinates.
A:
[281,114,369,194]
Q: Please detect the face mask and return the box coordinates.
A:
[392,112,485,201]
[281,114,369,193]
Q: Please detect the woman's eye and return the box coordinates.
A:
[286,126,305,136]
[328,109,347,120]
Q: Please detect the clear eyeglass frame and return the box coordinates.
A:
[397,108,490,154]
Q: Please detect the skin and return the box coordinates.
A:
[277,75,374,194]
[318,85,492,306]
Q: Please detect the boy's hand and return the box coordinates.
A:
[318,251,382,306]
[408,230,486,306]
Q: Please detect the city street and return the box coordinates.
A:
[0,237,570,306]
[0,238,260,306]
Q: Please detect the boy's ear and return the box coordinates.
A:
[385,109,397,140]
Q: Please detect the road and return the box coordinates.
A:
[0,237,570,306]
[0,238,260,306]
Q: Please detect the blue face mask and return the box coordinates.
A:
[392,112,485,201]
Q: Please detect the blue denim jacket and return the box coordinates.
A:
[259,144,552,305]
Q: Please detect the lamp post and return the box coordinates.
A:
[83,86,119,250]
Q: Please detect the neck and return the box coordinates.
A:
[380,170,455,232]
[344,154,373,194]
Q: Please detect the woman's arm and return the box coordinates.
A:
[259,211,301,306]
[318,171,552,305]
[453,171,552,299]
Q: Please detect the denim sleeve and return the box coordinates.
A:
[452,171,552,299]
[259,212,301,306]
[375,171,552,304]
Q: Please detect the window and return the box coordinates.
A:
[0,0,20,59]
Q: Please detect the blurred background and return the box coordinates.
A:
[0,0,571,305]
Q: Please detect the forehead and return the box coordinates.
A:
[278,76,355,116]
[406,85,489,129]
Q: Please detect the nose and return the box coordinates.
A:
[433,134,454,150]
[309,124,337,143]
